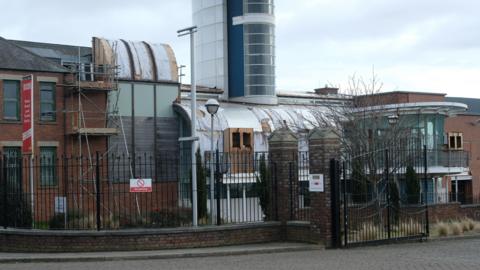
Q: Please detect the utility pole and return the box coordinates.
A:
[178,26,199,226]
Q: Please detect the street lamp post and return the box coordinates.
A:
[177,26,198,226]
[205,99,220,225]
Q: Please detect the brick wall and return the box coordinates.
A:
[428,203,480,222]
[0,222,282,252]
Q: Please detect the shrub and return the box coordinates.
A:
[0,195,33,228]
[405,166,420,204]
[48,213,66,229]
[256,154,272,220]
[398,219,422,235]
[434,222,449,237]
[358,223,380,241]
[450,222,463,235]
[474,223,480,233]
[150,208,191,228]
[461,219,472,232]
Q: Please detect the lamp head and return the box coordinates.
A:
[205,99,220,115]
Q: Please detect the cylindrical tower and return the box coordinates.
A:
[193,0,277,105]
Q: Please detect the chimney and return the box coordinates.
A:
[314,85,339,95]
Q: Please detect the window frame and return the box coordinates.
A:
[448,132,463,150]
[40,147,58,186]
[39,82,56,122]
[3,80,21,121]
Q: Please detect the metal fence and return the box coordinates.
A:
[288,151,311,221]
[338,142,429,246]
[0,150,277,230]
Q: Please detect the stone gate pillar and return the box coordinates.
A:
[308,128,341,246]
[268,127,298,227]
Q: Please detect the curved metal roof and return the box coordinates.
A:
[93,37,178,82]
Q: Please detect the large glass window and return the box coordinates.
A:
[40,82,56,121]
[3,80,20,120]
[40,147,57,186]
[244,23,275,96]
[245,0,274,14]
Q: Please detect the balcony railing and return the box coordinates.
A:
[426,150,469,168]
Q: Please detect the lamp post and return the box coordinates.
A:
[177,26,198,226]
[205,99,220,225]
[387,114,399,126]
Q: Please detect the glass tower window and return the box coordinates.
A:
[245,0,274,14]
[244,23,275,96]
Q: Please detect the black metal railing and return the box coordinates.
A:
[0,151,277,230]
[287,151,311,222]
[339,141,429,246]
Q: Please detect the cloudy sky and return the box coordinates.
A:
[1,0,479,98]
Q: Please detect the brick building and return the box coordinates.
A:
[444,97,480,201]
[356,91,475,202]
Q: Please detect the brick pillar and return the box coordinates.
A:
[268,127,298,226]
[308,128,341,246]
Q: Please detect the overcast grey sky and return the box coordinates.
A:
[1,0,479,98]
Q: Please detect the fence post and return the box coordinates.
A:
[268,127,298,231]
[386,148,391,240]
[330,159,341,248]
[423,145,429,237]
[95,152,101,231]
[288,162,294,220]
[1,154,6,229]
[342,161,348,247]
[215,148,221,226]
[308,128,341,247]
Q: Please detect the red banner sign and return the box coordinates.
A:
[21,75,34,154]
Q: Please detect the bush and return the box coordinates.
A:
[450,222,463,235]
[256,154,272,220]
[358,223,380,241]
[405,166,420,204]
[48,213,66,229]
[149,208,191,228]
[0,196,33,228]
[434,222,449,237]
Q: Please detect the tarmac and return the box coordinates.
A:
[0,242,323,264]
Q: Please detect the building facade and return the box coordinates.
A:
[193,0,276,105]
[445,97,480,202]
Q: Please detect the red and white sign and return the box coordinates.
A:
[130,178,152,193]
[309,174,324,192]
[21,75,34,154]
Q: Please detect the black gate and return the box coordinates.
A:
[333,145,430,247]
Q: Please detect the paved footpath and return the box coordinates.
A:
[1,238,480,270]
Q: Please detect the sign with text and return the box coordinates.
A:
[130,178,152,193]
[309,174,324,192]
[21,75,34,154]
[55,196,67,214]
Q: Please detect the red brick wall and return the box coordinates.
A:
[0,222,282,252]
[445,114,480,198]
[0,71,65,155]
[355,92,445,106]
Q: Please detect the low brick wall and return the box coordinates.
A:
[286,221,319,244]
[428,203,480,222]
[0,222,282,252]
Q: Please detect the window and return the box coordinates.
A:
[40,82,56,121]
[40,147,57,186]
[448,132,463,150]
[3,80,20,120]
[232,132,241,148]
[243,133,252,148]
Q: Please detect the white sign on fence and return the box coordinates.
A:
[130,178,153,193]
[54,196,67,213]
[309,174,324,192]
